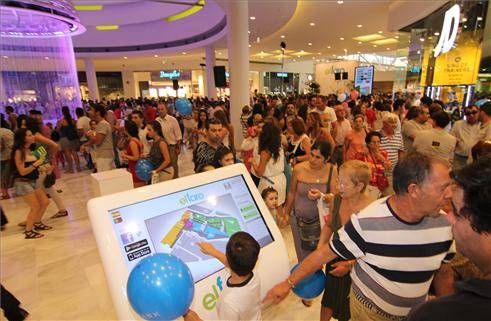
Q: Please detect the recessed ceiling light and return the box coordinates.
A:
[256,37,260,43]
[218,52,222,55]
[339,37,344,40]
[2,55,8,58]
[358,41,362,44]
[477,17,483,21]
[428,36,433,40]
[462,17,468,22]
[248,44,251,47]
[420,37,425,42]
[300,50,304,52]
[123,56,128,59]
[309,22,315,26]
[154,54,158,58]
[357,24,363,28]
[378,31,383,34]
[182,52,187,55]
[317,52,321,55]
[250,16,255,20]
[248,30,251,34]
[337,1,344,4]
[293,59,296,62]
[357,51,360,54]
[434,32,440,36]
[308,42,312,46]
[96,25,119,31]
[327,45,331,49]
[394,35,399,39]
[44,56,50,60]
[373,45,377,47]
[280,35,285,38]
[417,50,421,54]
[386,48,390,50]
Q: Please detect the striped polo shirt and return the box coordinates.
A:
[379,130,404,171]
[329,196,455,318]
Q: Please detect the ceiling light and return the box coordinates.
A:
[154,54,158,58]
[123,56,128,59]
[2,56,8,58]
[309,22,315,26]
[75,5,103,11]
[327,45,331,49]
[477,17,483,21]
[417,50,421,54]
[337,1,344,4]
[353,34,385,42]
[281,35,285,38]
[358,41,362,44]
[182,52,187,55]
[420,37,425,42]
[248,30,251,34]
[332,54,336,57]
[357,51,360,54]
[434,32,440,36]
[308,42,312,46]
[250,16,256,20]
[218,52,222,55]
[462,17,468,22]
[256,37,260,43]
[96,25,119,31]
[357,24,363,28]
[248,44,251,48]
[44,56,49,60]
[378,31,383,34]
[394,35,399,39]
[165,0,205,22]
[317,52,321,55]
[300,50,304,52]
[293,59,296,62]
[339,37,344,40]
[386,48,390,50]
[373,45,377,47]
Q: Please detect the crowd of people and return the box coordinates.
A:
[1,91,491,320]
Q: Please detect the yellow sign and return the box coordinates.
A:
[432,37,481,86]
[420,47,431,87]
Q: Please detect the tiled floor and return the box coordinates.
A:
[1,148,325,320]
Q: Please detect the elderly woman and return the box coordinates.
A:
[310,160,375,321]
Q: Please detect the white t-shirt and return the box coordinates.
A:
[315,106,337,124]
[76,116,91,140]
[138,127,151,156]
[217,273,261,321]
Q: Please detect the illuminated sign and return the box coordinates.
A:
[160,70,180,79]
[276,72,288,77]
[434,4,460,57]
[354,65,374,96]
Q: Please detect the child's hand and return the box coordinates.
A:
[197,242,216,256]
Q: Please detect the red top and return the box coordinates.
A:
[144,107,157,123]
[355,149,389,188]
[126,138,144,183]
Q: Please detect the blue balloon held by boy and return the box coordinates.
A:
[175,98,193,116]
[135,159,154,182]
[127,253,195,321]
[290,263,326,299]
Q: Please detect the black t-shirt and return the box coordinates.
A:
[406,278,491,321]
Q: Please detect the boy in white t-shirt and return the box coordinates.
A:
[184,232,261,321]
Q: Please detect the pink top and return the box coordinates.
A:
[344,130,366,161]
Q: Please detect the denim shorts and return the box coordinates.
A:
[14,179,37,197]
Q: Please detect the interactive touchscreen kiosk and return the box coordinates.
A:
[88,164,290,320]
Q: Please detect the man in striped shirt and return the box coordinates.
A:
[265,152,455,321]
[379,113,405,196]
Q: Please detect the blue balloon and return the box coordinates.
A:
[290,264,326,299]
[127,253,195,321]
[175,98,193,116]
[135,159,154,181]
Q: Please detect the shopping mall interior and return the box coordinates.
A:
[1,0,491,320]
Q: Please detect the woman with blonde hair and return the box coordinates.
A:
[309,160,375,321]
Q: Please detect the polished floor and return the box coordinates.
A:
[1,148,326,320]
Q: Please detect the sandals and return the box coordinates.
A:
[24,230,44,239]
[50,210,68,219]
[33,222,53,230]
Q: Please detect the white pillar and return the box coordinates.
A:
[122,71,136,98]
[83,58,100,101]
[205,46,217,99]
[226,1,249,148]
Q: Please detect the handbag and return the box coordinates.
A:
[296,216,321,251]
[43,172,56,188]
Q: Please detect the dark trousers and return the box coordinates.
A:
[1,285,27,321]
[168,144,179,179]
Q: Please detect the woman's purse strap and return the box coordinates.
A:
[326,164,334,193]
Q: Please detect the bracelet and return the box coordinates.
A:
[286,277,295,289]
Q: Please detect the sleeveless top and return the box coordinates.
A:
[286,134,307,161]
[294,165,334,220]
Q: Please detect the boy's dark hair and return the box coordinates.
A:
[75,107,85,117]
[226,232,260,276]
[431,110,450,128]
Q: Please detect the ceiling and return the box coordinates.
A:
[72,0,414,70]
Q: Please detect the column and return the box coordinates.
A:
[226,0,249,148]
[122,71,136,98]
[83,57,100,101]
[205,46,217,99]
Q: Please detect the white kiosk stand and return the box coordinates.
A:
[88,164,290,320]
[91,169,133,197]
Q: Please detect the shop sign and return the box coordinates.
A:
[434,4,460,57]
[160,70,180,79]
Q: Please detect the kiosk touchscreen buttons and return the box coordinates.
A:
[88,164,290,320]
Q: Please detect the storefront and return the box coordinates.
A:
[396,1,488,106]
[263,72,300,95]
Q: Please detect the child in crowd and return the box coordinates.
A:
[213,146,235,168]
[261,187,287,227]
[239,126,258,172]
[184,232,261,321]
[240,105,251,138]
